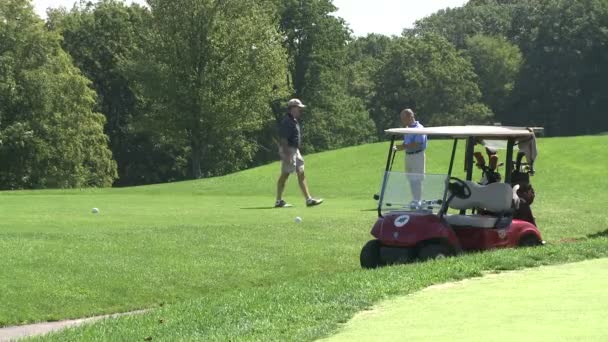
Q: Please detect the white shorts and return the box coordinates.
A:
[279,146,304,174]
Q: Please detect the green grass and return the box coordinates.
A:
[325,258,608,342]
[0,135,606,340]
[29,240,608,341]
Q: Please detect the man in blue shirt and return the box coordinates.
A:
[394,108,427,203]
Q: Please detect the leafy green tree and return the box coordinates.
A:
[0,0,116,189]
[345,34,394,109]
[135,0,288,179]
[411,4,515,49]
[372,34,492,133]
[464,35,522,118]
[467,0,530,6]
[47,1,181,186]
[278,0,349,99]
[411,0,608,135]
[510,0,608,135]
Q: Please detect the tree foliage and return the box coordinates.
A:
[412,4,515,49]
[414,0,608,135]
[47,0,181,186]
[464,34,522,117]
[509,0,608,135]
[0,0,116,189]
[136,0,289,179]
[345,34,394,109]
[372,34,493,133]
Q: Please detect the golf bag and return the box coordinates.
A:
[511,151,530,185]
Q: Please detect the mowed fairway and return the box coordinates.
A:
[325,258,608,342]
[1,136,607,340]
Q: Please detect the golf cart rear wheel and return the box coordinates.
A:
[418,243,452,261]
[360,239,384,269]
[518,234,542,247]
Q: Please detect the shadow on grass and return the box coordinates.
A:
[240,207,279,210]
[587,228,608,239]
[557,228,608,244]
[241,206,299,210]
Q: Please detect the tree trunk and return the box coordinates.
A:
[191,140,202,179]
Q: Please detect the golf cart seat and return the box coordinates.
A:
[445,181,513,228]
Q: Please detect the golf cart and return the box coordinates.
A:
[361,125,543,269]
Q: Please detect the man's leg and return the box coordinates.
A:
[276,172,290,202]
[276,146,295,206]
[406,153,425,202]
[415,153,426,201]
[295,150,323,206]
[296,171,312,200]
[411,179,422,202]
[297,171,323,206]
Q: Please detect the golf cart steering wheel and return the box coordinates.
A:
[448,177,472,199]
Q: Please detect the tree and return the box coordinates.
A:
[0,0,116,189]
[467,0,531,6]
[410,0,608,136]
[133,0,289,179]
[411,4,515,49]
[371,34,493,134]
[47,0,181,186]
[345,34,394,108]
[510,0,608,135]
[464,35,522,118]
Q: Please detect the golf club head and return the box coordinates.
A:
[488,155,498,170]
[474,151,486,169]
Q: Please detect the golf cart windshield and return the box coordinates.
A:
[378,172,448,213]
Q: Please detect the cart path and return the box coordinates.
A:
[0,309,148,342]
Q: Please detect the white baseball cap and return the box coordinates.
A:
[287,98,306,108]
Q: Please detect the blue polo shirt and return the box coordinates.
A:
[403,121,427,153]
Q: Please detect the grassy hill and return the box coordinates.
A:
[1,135,607,340]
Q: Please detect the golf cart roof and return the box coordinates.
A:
[385,125,540,139]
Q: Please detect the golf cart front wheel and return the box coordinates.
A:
[418,243,452,261]
[360,239,384,269]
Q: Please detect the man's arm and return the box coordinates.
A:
[278,119,294,161]
[279,138,293,162]
[395,135,421,151]
[395,142,419,151]
[279,137,290,150]
[404,141,420,149]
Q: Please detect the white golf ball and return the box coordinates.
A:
[294,216,302,223]
[91,208,99,214]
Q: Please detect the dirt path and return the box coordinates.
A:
[0,310,148,342]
